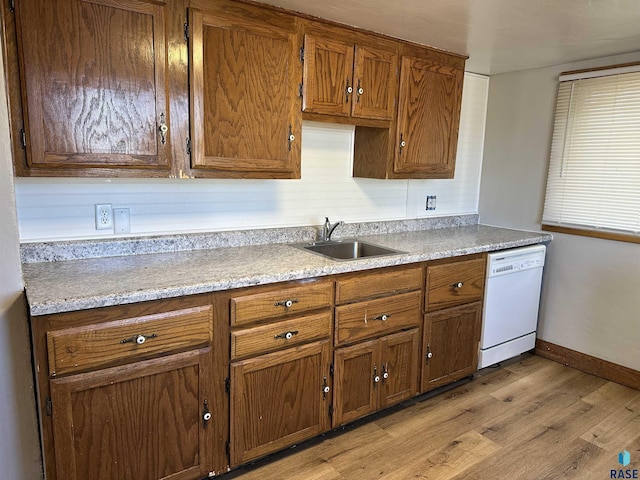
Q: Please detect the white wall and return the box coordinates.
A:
[0,43,44,479]
[479,51,640,371]
[15,74,488,242]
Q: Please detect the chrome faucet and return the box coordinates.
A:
[322,217,344,242]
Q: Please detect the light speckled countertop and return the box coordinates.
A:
[22,224,551,316]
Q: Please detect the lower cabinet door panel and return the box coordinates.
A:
[333,338,378,427]
[50,348,214,480]
[421,302,481,392]
[379,329,419,408]
[230,340,331,466]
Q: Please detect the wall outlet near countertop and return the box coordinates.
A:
[426,196,437,211]
[95,204,113,230]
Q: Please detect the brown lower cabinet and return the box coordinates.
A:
[230,340,332,466]
[421,302,482,392]
[333,329,420,426]
[50,348,215,480]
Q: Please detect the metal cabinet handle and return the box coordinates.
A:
[158,113,168,145]
[120,333,157,345]
[275,330,299,340]
[275,299,299,308]
[399,134,406,154]
[382,365,389,381]
[345,80,353,102]
[451,282,464,288]
[374,314,390,322]
[373,366,380,385]
[322,377,330,399]
[425,344,433,364]
[356,79,363,102]
[287,124,295,151]
[202,400,212,428]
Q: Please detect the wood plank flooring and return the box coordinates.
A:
[223,354,640,480]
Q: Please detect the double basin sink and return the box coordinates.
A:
[292,239,404,261]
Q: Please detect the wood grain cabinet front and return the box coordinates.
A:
[333,329,419,426]
[420,254,486,393]
[230,340,332,466]
[301,33,397,121]
[9,0,172,177]
[32,295,226,480]
[228,279,334,464]
[188,0,302,178]
[50,348,215,480]
[393,48,465,179]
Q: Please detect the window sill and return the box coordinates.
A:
[542,224,640,245]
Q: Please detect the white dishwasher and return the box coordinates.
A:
[479,244,546,368]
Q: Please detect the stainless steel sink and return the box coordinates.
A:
[293,239,404,261]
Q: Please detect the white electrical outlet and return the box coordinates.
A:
[426,195,437,211]
[113,208,131,234]
[95,204,113,230]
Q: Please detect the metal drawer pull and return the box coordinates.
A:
[275,330,299,340]
[374,314,391,322]
[120,333,157,345]
[274,299,299,308]
[451,282,464,288]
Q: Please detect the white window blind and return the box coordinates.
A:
[542,66,640,236]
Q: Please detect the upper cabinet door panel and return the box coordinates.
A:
[351,46,397,120]
[189,4,302,178]
[394,56,463,178]
[302,35,354,117]
[15,0,170,170]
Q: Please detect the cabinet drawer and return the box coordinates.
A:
[231,281,333,326]
[426,257,485,311]
[335,291,421,346]
[336,266,422,304]
[46,305,213,377]
[231,312,332,360]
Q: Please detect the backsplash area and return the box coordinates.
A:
[15,74,488,243]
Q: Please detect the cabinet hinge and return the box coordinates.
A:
[19,128,26,149]
[329,363,334,377]
[298,83,303,98]
[225,441,230,456]
[45,397,52,417]
[299,47,304,63]
[186,137,191,156]
[184,22,189,42]
[225,377,230,394]
[8,0,15,13]
[328,404,333,417]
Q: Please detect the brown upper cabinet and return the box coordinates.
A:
[393,46,466,179]
[3,0,466,179]
[9,0,172,177]
[301,31,397,122]
[188,0,302,179]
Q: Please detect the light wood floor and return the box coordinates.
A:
[225,354,640,480]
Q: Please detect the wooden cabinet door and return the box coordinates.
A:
[351,46,397,120]
[14,0,170,174]
[421,303,481,392]
[189,3,302,178]
[394,55,464,178]
[379,329,419,408]
[333,338,378,427]
[230,340,331,466]
[302,35,354,116]
[49,348,214,480]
